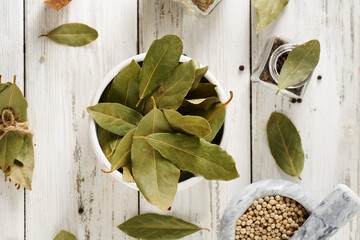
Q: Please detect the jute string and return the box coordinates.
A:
[0,109,33,140]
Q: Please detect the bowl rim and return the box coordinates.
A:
[89,53,230,192]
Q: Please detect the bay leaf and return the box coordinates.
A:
[186,83,218,99]
[190,66,209,91]
[178,97,220,115]
[8,135,34,190]
[254,0,289,34]
[266,112,304,179]
[15,134,30,165]
[145,133,239,181]
[107,128,135,173]
[0,131,25,171]
[0,82,28,122]
[122,165,135,182]
[42,23,98,47]
[87,103,143,136]
[53,230,77,240]
[142,60,198,114]
[132,107,180,212]
[277,40,321,91]
[199,103,225,142]
[138,35,183,103]
[163,109,211,138]
[118,213,209,240]
[107,60,143,112]
[97,127,121,157]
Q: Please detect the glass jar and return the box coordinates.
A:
[174,0,222,17]
[251,36,314,98]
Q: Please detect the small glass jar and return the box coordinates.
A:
[251,36,314,98]
[174,0,222,17]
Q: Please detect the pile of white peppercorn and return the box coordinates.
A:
[235,196,309,240]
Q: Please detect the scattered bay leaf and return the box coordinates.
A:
[107,60,143,112]
[190,66,209,91]
[146,133,239,181]
[53,230,77,240]
[132,108,180,212]
[143,60,198,114]
[118,213,209,240]
[254,0,289,34]
[42,23,98,47]
[277,40,321,92]
[266,112,304,179]
[87,103,143,136]
[163,109,211,138]
[138,35,183,103]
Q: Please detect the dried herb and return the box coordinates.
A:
[53,230,77,240]
[277,40,321,92]
[0,76,34,190]
[87,103,143,136]
[87,35,238,212]
[132,107,180,212]
[118,213,209,239]
[266,112,304,179]
[254,0,289,34]
[41,23,98,47]
[145,133,239,180]
[137,35,183,105]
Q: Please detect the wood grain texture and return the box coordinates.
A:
[0,0,25,239]
[251,0,360,239]
[138,0,251,239]
[24,1,138,239]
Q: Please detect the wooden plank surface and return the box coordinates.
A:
[251,0,360,239]
[24,1,138,239]
[0,0,25,239]
[138,0,251,239]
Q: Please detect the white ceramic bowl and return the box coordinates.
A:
[89,53,230,191]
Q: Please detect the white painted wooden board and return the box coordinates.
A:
[0,0,25,239]
[251,0,360,239]
[138,0,251,239]
[24,1,139,239]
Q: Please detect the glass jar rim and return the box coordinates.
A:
[269,44,310,89]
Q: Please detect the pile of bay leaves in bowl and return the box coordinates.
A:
[88,35,239,212]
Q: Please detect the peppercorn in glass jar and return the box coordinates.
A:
[251,36,313,98]
[173,0,222,17]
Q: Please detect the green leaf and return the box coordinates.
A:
[132,108,180,212]
[97,127,121,157]
[87,103,143,136]
[190,66,209,91]
[53,230,77,240]
[178,97,220,115]
[186,83,218,99]
[143,60,198,114]
[138,35,183,102]
[8,135,34,190]
[107,60,143,112]
[0,131,25,171]
[118,213,209,240]
[278,40,321,91]
[200,103,226,142]
[108,129,135,172]
[0,83,28,122]
[122,165,135,182]
[254,0,289,34]
[43,23,98,47]
[266,112,304,179]
[146,133,239,181]
[163,109,211,138]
